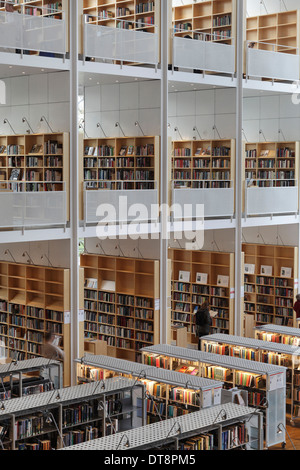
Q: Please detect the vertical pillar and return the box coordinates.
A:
[69,0,79,384]
[235,0,244,336]
[160,0,170,343]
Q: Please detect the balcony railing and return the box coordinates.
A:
[0,182,67,229]
[83,16,159,67]
[244,180,298,217]
[171,181,234,220]
[172,30,235,76]
[0,5,66,56]
[83,181,159,225]
[245,41,300,82]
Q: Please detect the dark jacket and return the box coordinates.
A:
[195,306,212,337]
[293,300,300,319]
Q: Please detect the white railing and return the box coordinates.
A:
[171,181,235,220]
[245,180,299,217]
[245,41,300,82]
[83,181,159,225]
[172,30,235,75]
[0,6,66,56]
[83,16,159,66]
[0,182,67,229]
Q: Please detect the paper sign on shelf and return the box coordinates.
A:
[213,387,222,405]
[155,299,160,311]
[202,389,212,408]
[230,288,235,300]
[269,373,284,391]
[64,311,70,325]
[78,309,84,322]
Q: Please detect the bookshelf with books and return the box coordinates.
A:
[141,343,287,449]
[75,354,224,424]
[172,0,236,45]
[59,402,264,451]
[80,253,161,361]
[0,377,145,450]
[0,260,79,387]
[80,135,160,221]
[201,332,300,425]
[172,139,235,190]
[169,248,235,345]
[0,132,70,223]
[243,243,298,329]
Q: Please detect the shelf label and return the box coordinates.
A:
[78,309,84,322]
[202,389,212,408]
[155,299,160,311]
[269,373,284,391]
[64,311,70,325]
[230,288,235,300]
[213,387,222,405]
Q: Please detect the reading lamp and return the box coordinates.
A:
[96,122,107,138]
[3,119,16,135]
[97,399,117,433]
[116,434,130,450]
[277,423,297,450]
[165,421,182,439]
[144,390,163,421]
[40,116,54,133]
[213,408,228,423]
[174,127,183,140]
[21,117,34,134]
[135,121,145,136]
[4,249,16,263]
[193,126,203,140]
[41,254,53,267]
[43,411,65,448]
[79,121,89,139]
[131,370,147,389]
[22,251,34,265]
[0,402,5,411]
[92,379,106,396]
[115,122,125,137]
[213,125,222,139]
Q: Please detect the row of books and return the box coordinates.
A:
[62,426,99,447]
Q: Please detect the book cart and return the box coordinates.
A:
[201,333,300,427]
[255,323,300,426]
[60,403,263,451]
[75,354,224,423]
[141,344,287,449]
[0,377,145,450]
[0,357,62,401]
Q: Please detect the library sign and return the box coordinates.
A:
[0,80,5,105]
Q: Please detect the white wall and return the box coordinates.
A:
[0,239,70,268]
[246,0,300,17]
[0,71,70,135]
[84,80,161,138]
[243,225,299,247]
[85,237,161,260]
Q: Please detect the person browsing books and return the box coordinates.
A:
[194,301,217,350]
[293,294,300,325]
[41,332,65,389]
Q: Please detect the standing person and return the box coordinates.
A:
[293,294,300,326]
[41,332,65,389]
[194,301,213,350]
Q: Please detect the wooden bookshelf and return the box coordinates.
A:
[172,139,235,189]
[246,10,300,54]
[169,248,235,345]
[243,243,298,329]
[80,253,160,361]
[243,141,300,188]
[0,261,79,387]
[172,0,236,45]
[0,132,70,219]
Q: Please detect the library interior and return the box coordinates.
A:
[1,0,300,453]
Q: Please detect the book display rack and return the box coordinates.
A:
[172,0,236,45]
[169,248,235,344]
[172,139,235,190]
[141,343,286,449]
[244,141,300,188]
[59,402,263,451]
[0,261,73,386]
[201,333,300,425]
[0,377,145,450]
[75,354,224,423]
[243,244,298,328]
[0,357,62,401]
[80,253,160,361]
